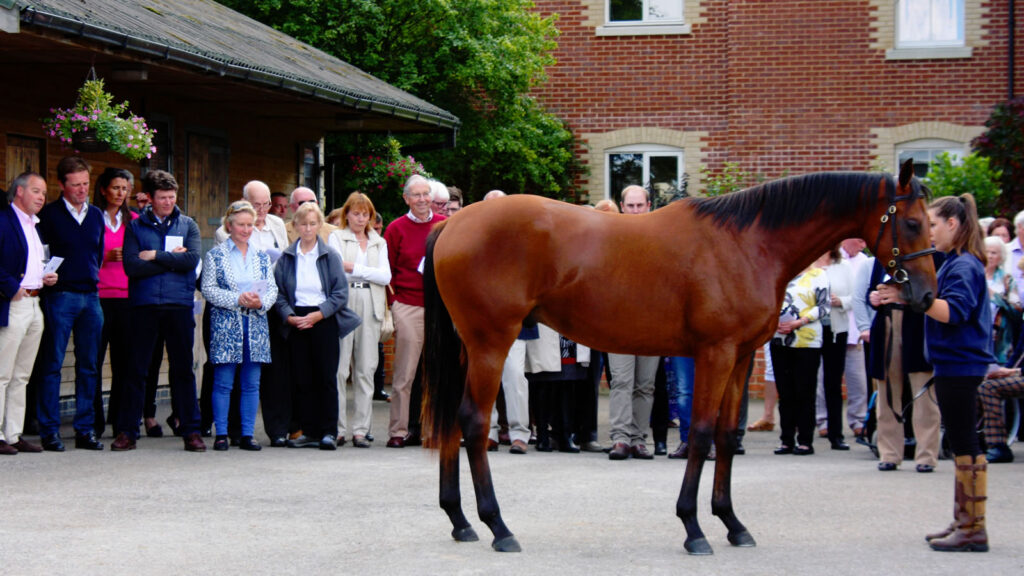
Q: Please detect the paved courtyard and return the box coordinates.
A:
[1,397,1022,575]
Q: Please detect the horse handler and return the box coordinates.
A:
[875,193,995,552]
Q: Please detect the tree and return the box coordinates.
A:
[973,97,1024,215]
[219,0,583,203]
[924,152,1002,217]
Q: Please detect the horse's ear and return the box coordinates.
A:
[898,158,915,188]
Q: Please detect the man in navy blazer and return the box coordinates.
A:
[0,173,58,455]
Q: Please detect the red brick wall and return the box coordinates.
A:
[531,0,1021,392]
[534,0,1018,176]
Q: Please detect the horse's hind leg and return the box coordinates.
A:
[461,355,521,552]
[439,439,478,542]
[711,356,756,548]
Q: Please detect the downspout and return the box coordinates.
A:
[1010,0,1016,100]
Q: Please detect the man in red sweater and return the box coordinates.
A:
[384,175,445,447]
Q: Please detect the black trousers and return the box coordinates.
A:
[934,375,982,457]
[288,307,339,438]
[651,359,668,445]
[260,326,291,439]
[573,352,603,444]
[119,306,201,438]
[771,341,822,447]
[94,298,133,436]
[821,326,849,442]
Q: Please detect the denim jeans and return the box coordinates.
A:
[37,291,104,437]
[666,357,694,443]
[213,361,261,437]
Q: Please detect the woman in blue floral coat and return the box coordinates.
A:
[201,201,278,451]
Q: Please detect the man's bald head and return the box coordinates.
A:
[483,190,506,201]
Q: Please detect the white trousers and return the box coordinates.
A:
[337,288,381,438]
[0,297,44,443]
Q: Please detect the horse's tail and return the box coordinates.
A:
[422,220,464,452]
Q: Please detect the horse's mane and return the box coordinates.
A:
[690,172,887,231]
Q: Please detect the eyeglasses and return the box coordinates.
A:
[251,201,271,209]
[298,199,317,206]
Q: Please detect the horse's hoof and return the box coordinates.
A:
[451,526,479,542]
[684,537,714,555]
[728,530,756,547]
[492,535,522,552]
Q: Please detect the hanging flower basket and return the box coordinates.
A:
[71,129,110,153]
[42,76,156,162]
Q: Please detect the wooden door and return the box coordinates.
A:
[5,134,45,191]
[186,132,229,252]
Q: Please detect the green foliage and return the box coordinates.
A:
[218,0,583,202]
[343,137,431,221]
[924,152,1002,216]
[972,97,1024,214]
[700,162,759,196]
[42,78,157,162]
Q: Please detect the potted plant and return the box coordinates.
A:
[42,77,157,162]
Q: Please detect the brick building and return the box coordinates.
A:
[533,0,1020,204]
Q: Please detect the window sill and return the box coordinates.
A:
[596,23,691,37]
[885,46,972,60]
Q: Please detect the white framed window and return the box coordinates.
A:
[896,0,964,48]
[598,0,689,36]
[606,144,684,204]
[896,138,964,178]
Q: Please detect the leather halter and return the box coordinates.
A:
[871,178,935,284]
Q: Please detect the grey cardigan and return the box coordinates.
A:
[273,237,361,339]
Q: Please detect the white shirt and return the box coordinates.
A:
[251,224,280,252]
[63,197,88,225]
[103,209,123,233]
[841,249,869,345]
[294,242,326,307]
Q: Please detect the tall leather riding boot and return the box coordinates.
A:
[929,454,988,552]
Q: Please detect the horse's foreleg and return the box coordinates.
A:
[439,435,477,542]
[710,359,756,548]
[677,425,713,555]
[460,367,521,552]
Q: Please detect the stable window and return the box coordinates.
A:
[896,139,964,178]
[607,144,683,205]
[896,0,964,48]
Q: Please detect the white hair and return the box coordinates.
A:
[985,235,1009,270]
[428,180,449,202]
[1013,210,1024,228]
[403,174,429,196]
[242,180,270,201]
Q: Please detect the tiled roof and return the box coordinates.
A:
[15,0,459,129]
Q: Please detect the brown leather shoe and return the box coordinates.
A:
[631,443,654,460]
[183,432,207,452]
[12,438,42,453]
[111,432,137,452]
[0,440,16,455]
[668,442,688,459]
[487,439,499,452]
[509,440,528,454]
[608,442,631,460]
[386,436,405,448]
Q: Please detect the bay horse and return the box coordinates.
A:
[422,160,936,555]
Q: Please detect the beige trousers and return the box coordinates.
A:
[388,301,424,439]
[337,288,381,438]
[0,297,44,443]
[875,309,941,467]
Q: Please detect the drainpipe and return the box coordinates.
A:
[1010,0,1016,100]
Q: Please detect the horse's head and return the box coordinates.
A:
[867,159,937,313]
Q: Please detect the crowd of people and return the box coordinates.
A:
[1,164,1020,479]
